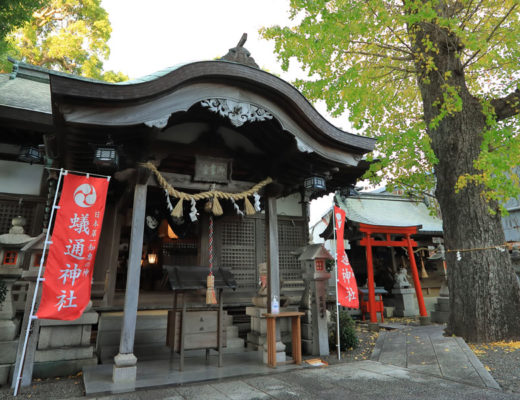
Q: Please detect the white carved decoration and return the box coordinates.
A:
[295,138,314,153]
[144,115,171,129]
[200,98,273,127]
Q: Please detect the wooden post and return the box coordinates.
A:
[364,232,377,323]
[112,182,147,383]
[266,196,280,313]
[406,234,428,317]
[104,212,122,307]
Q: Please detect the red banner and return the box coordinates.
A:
[334,206,359,309]
[36,173,109,320]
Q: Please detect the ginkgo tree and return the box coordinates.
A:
[262,0,520,342]
[2,0,126,82]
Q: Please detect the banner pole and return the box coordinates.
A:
[13,168,66,396]
[332,208,341,360]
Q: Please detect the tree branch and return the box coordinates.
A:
[462,4,517,69]
[491,89,520,121]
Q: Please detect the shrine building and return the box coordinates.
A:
[0,37,375,391]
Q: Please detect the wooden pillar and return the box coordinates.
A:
[406,234,428,317]
[104,211,122,307]
[266,196,280,313]
[364,232,377,323]
[112,182,147,383]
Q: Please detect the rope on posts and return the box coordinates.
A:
[206,215,217,304]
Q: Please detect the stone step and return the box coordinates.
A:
[225,325,239,338]
[35,346,94,363]
[430,310,449,324]
[226,337,245,349]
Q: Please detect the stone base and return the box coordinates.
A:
[112,353,138,383]
[35,346,94,362]
[112,364,137,383]
[392,288,419,317]
[419,316,431,326]
[431,297,450,324]
[0,318,20,341]
[0,340,19,364]
[0,364,11,386]
[33,356,97,379]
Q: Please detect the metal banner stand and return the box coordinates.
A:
[332,211,341,360]
[13,168,65,396]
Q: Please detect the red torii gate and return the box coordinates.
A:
[358,223,428,323]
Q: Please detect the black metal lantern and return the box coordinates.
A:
[304,176,326,191]
[18,146,42,164]
[93,137,119,168]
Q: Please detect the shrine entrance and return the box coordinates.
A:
[358,224,429,324]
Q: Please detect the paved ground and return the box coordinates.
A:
[81,360,520,399]
[373,324,499,389]
[3,325,520,399]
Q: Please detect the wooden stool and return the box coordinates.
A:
[263,311,304,368]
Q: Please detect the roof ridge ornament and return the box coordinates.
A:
[201,98,273,127]
[219,33,260,69]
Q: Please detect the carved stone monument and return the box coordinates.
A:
[392,267,418,317]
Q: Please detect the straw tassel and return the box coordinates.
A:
[211,196,223,216]
[420,257,429,279]
[171,198,184,218]
[206,274,217,304]
[244,196,256,215]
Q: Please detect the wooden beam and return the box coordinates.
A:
[266,196,280,314]
[147,171,258,193]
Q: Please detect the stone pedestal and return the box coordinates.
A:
[246,306,297,364]
[431,280,450,324]
[0,278,21,385]
[112,353,137,383]
[31,309,98,379]
[392,287,418,317]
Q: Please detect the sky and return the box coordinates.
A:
[101,0,341,226]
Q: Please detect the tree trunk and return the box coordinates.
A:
[413,23,520,342]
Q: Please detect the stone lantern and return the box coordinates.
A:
[298,244,332,356]
[0,216,34,385]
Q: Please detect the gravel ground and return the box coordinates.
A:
[469,342,520,394]
[323,323,379,365]
[0,374,84,400]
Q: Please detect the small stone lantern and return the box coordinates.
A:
[298,244,332,356]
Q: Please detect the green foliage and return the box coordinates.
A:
[261,1,520,208]
[0,280,6,305]
[329,309,358,351]
[0,0,50,71]
[3,0,127,82]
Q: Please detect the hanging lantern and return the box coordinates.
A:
[18,146,42,164]
[304,176,326,191]
[147,253,158,264]
[93,136,119,168]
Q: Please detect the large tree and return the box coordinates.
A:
[262,0,520,342]
[3,0,126,82]
[0,0,50,70]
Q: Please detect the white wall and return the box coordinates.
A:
[0,160,44,196]
[276,193,302,217]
